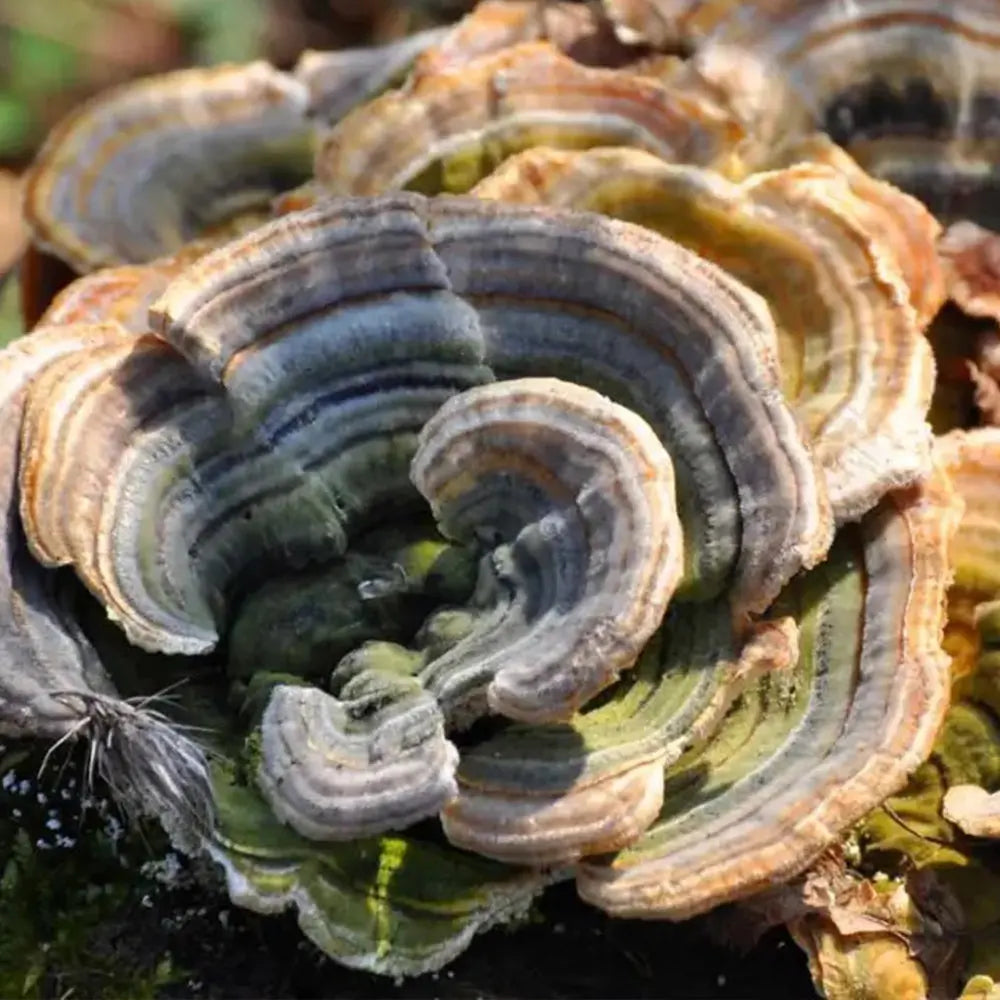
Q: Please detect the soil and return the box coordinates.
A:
[156,880,817,999]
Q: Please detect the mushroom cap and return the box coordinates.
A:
[577,465,959,918]
[294,28,448,124]
[23,63,313,273]
[314,42,741,196]
[208,768,550,978]
[681,1,1000,224]
[15,192,830,845]
[473,145,940,522]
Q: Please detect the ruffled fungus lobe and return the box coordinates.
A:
[970,330,1000,426]
[684,1,1000,225]
[935,429,1000,599]
[0,321,215,850]
[313,42,741,196]
[0,322,127,738]
[767,133,946,329]
[256,659,459,840]
[35,246,209,333]
[412,377,683,722]
[474,146,937,522]
[22,63,313,273]
[577,467,958,919]
[943,783,1000,837]
[940,221,1000,325]
[442,606,791,865]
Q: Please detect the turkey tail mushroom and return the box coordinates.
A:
[257,374,683,839]
[680,1,1000,226]
[312,42,741,196]
[473,146,940,522]
[577,465,959,919]
[19,193,829,841]
[412,377,683,722]
[0,322,214,850]
[441,605,792,865]
[152,192,831,616]
[22,63,313,273]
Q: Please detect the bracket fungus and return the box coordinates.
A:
[149,192,830,613]
[313,42,741,196]
[473,145,939,522]
[577,468,959,919]
[294,28,449,124]
[22,64,314,275]
[8,0,999,989]
[669,1,1000,226]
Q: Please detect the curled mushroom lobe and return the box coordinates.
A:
[577,465,958,918]
[677,1,1000,225]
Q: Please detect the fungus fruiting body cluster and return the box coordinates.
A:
[6,2,1000,995]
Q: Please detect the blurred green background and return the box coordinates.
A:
[0,0,474,164]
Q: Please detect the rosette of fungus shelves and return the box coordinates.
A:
[15,192,831,847]
[473,146,941,522]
